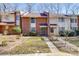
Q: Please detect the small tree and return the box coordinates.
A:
[63,30,75,46]
[12,27,21,39]
[12,27,21,34]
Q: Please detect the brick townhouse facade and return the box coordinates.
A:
[0,11,79,36]
[21,12,48,36]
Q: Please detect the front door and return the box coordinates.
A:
[50,26,58,35]
[40,27,47,36]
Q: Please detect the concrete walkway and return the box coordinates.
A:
[43,37,73,56]
[57,37,79,54]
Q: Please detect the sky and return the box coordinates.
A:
[0,3,79,14]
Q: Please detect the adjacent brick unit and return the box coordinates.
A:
[36,17,48,34]
[21,16,48,36]
[77,16,79,29]
[21,17,30,34]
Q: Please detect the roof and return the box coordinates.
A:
[21,12,48,17]
[21,12,75,19]
[49,13,78,19]
[0,23,15,26]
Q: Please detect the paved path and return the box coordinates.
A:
[43,37,73,56]
[0,36,74,56]
[58,37,79,52]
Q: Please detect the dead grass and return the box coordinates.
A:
[1,37,51,55]
[67,39,79,47]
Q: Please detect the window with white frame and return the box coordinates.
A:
[71,27,77,30]
[31,27,36,32]
[30,17,36,32]
[31,18,36,23]
[59,27,65,31]
[58,17,64,22]
[70,18,77,23]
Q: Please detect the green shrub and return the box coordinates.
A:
[12,27,21,34]
[59,30,75,37]
[59,31,65,36]
[23,32,29,36]
[75,30,79,36]
[68,31,76,36]
[29,32,37,36]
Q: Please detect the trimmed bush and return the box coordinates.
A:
[59,31,65,36]
[29,32,37,36]
[59,30,76,37]
[12,27,21,34]
[23,32,29,36]
[68,31,76,36]
[75,30,79,36]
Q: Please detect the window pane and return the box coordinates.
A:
[59,27,65,31]
[71,27,77,30]
[31,18,35,23]
[70,18,77,23]
[31,27,35,32]
[58,17,64,22]
[70,18,74,23]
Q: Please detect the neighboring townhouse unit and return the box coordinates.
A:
[0,11,79,36]
[21,12,48,36]
[0,11,21,34]
[49,13,78,35]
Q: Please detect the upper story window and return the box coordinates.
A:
[59,27,65,31]
[31,18,36,23]
[2,14,15,22]
[58,17,64,22]
[71,27,77,30]
[16,15,20,20]
[70,18,77,23]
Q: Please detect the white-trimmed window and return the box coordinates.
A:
[31,27,36,32]
[58,17,64,22]
[30,17,36,32]
[71,27,77,30]
[70,18,77,23]
[31,18,36,23]
[59,27,65,31]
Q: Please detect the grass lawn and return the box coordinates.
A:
[1,37,51,54]
[67,39,79,47]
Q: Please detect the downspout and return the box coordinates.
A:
[47,12,50,37]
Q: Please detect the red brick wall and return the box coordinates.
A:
[36,17,48,34]
[21,17,30,34]
[21,17,48,35]
[0,25,4,33]
[77,16,79,29]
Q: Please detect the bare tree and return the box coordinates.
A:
[25,3,35,13]
[64,3,72,14]
[69,4,79,15]
[48,3,63,14]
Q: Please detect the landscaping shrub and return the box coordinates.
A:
[68,31,76,36]
[12,27,21,34]
[59,31,65,36]
[59,30,75,37]
[23,32,29,36]
[75,30,79,36]
[29,32,37,36]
